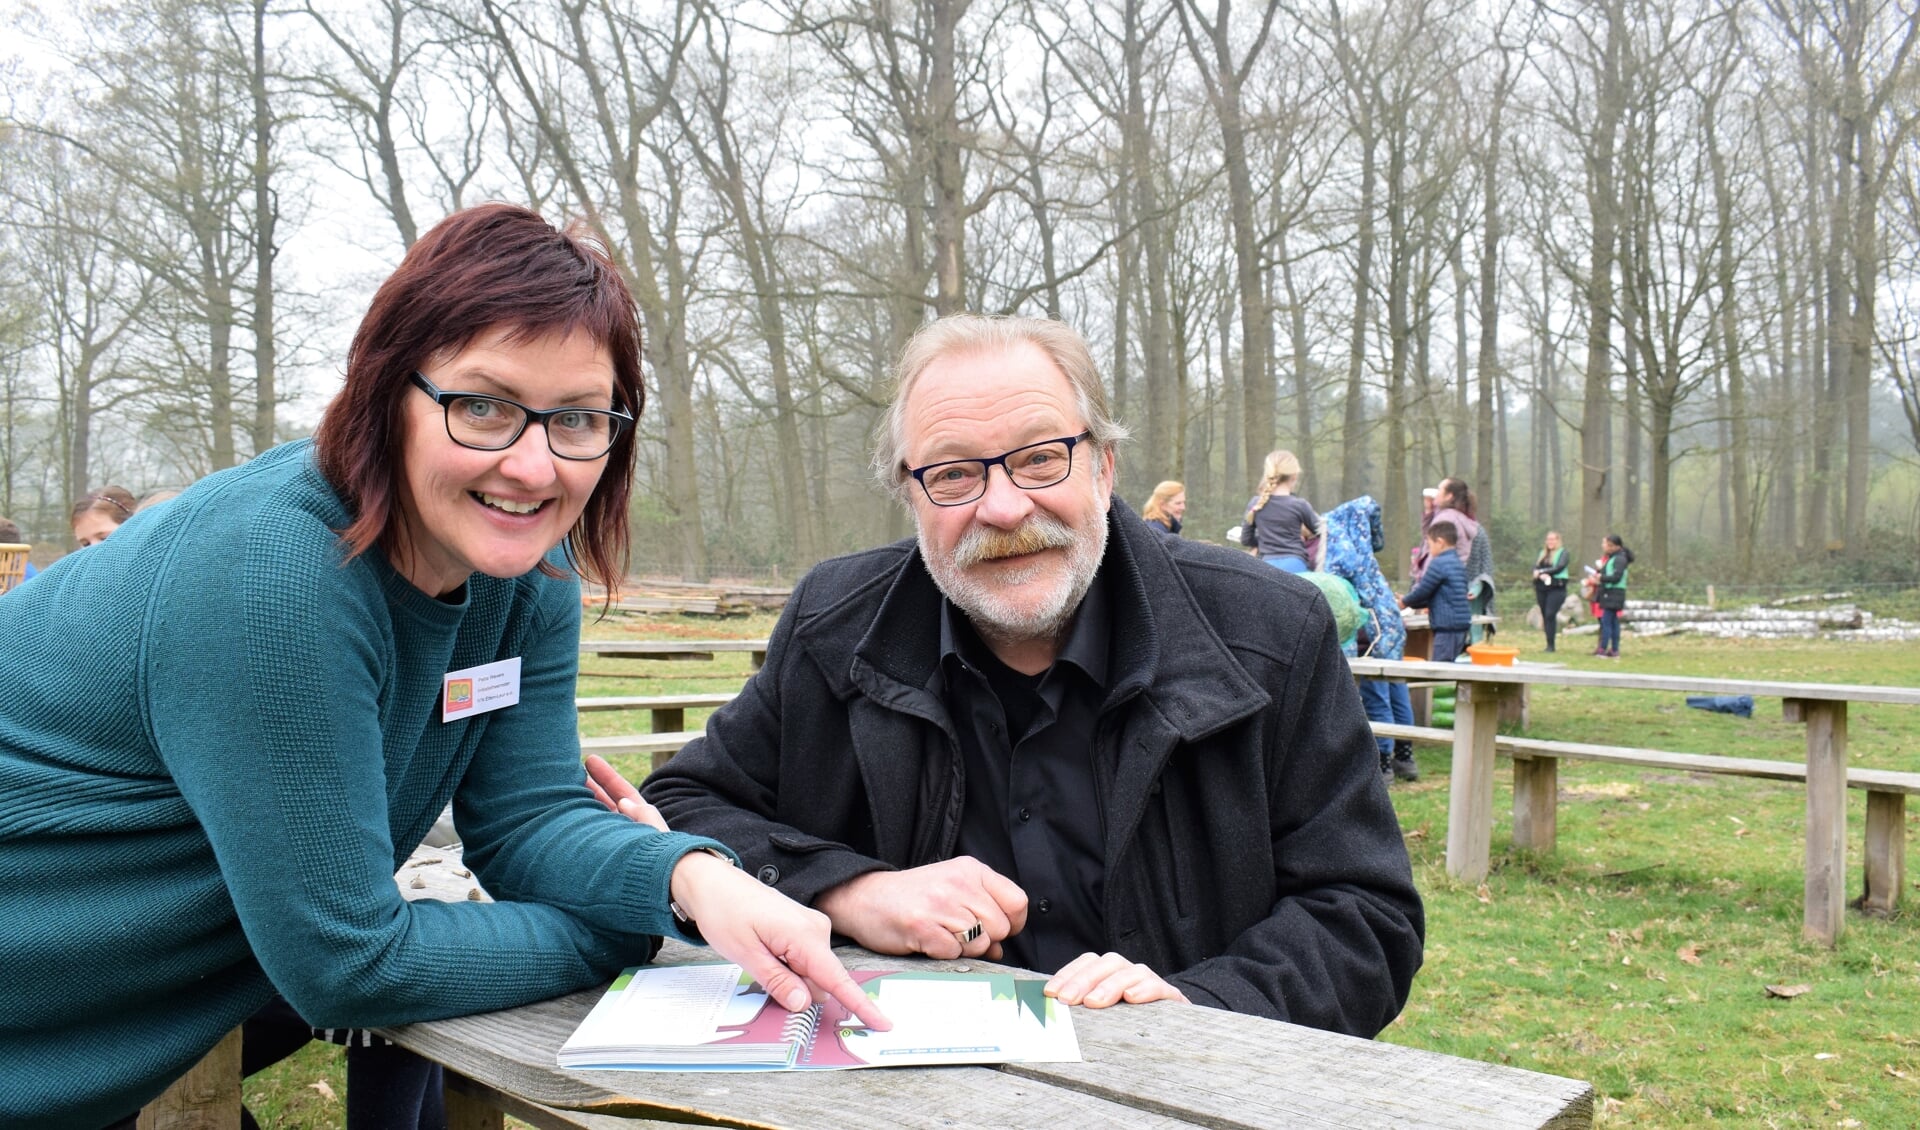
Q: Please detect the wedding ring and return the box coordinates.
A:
[954,921,984,945]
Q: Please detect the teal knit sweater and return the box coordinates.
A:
[0,441,725,1127]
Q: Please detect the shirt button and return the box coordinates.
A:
[1037,897,1051,914]
[1018,807,1031,822]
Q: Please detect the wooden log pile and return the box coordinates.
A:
[1556,590,1920,641]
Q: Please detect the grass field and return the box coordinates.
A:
[245,613,1920,1127]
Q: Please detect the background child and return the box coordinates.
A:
[1401,520,1471,663]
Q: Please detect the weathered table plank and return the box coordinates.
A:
[380,938,1591,1130]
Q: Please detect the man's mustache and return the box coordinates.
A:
[951,515,1078,569]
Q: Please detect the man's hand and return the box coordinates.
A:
[1044,951,1190,1009]
[814,857,1028,961]
[669,850,890,1032]
[585,754,667,831]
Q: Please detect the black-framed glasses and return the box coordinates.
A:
[908,431,1094,506]
[410,372,632,461]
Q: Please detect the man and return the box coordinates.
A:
[641,314,1422,1036]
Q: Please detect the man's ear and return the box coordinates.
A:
[1095,445,1116,503]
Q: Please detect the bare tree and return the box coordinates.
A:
[1178,0,1282,490]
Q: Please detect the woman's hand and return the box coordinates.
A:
[669,850,891,1031]
[584,754,667,831]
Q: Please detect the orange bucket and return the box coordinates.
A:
[1466,643,1518,666]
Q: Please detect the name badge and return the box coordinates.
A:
[442,657,522,722]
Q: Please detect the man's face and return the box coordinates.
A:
[901,341,1114,643]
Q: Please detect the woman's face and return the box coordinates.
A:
[1169,492,1187,519]
[392,326,617,597]
[72,510,121,547]
[1545,532,1560,551]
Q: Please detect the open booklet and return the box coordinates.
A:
[557,962,1082,1071]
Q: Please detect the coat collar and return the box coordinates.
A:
[812,500,1268,743]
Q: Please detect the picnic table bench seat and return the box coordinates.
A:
[1367,721,1916,914]
[578,731,702,773]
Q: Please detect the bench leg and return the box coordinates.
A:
[138,1025,242,1130]
[445,1072,507,1130]
[1796,700,1848,947]
[1863,791,1906,915]
[1511,755,1557,854]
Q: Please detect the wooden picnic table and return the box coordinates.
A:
[579,639,769,673]
[380,851,1595,1130]
[1395,613,1501,724]
[1347,657,1920,946]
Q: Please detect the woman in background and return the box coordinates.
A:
[1243,451,1321,572]
[1140,480,1186,536]
[1594,534,1634,658]
[70,485,136,547]
[1532,530,1569,653]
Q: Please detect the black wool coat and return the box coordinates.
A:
[645,502,1424,1037]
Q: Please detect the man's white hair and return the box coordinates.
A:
[872,314,1129,498]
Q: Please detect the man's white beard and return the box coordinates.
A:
[918,505,1108,648]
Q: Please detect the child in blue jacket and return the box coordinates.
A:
[1400,521,1471,663]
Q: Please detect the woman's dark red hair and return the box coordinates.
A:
[314,204,644,594]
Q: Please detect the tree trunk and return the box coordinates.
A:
[929,0,967,316]
[1342,128,1378,501]
[250,0,276,457]
[1578,1,1626,559]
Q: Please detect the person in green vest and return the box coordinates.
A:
[1594,534,1634,658]
[1531,530,1570,653]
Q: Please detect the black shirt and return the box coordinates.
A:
[937,573,1110,974]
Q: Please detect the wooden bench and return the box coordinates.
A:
[1368,721,1916,914]
[578,639,767,675]
[1350,657,1920,945]
[575,692,735,734]
[579,731,702,773]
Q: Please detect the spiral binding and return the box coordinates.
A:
[779,1003,824,1062]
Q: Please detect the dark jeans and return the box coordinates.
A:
[1429,628,1468,665]
[1358,679,1414,760]
[1536,586,1567,650]
[1598,608,1622,652]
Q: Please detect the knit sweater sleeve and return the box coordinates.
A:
[451,574,731,954]
[142,501,709,1028]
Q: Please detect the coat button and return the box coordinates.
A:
[756,864,780,885]
[1036,897,1051,913]
[1018,807,1031,822]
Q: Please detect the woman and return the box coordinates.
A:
[1413,477,1494,640]
[1244,451,1321,572]
[1594,534,1634,658]
[70,485,136,546]
[0,205,882,1129]
[1140,480,1186,536]
[1532,530,1570,653]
